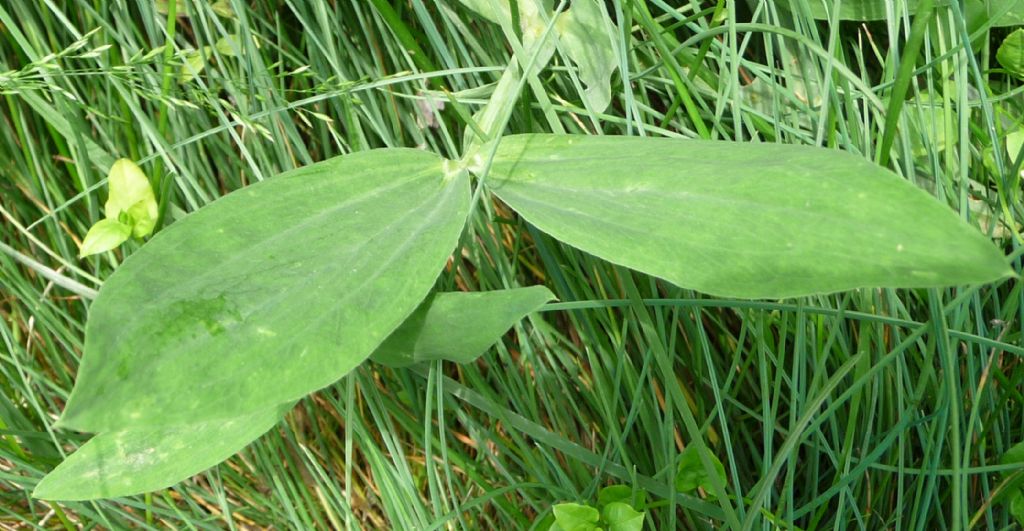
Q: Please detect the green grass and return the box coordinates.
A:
[1,0,1022,528]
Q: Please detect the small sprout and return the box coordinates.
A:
[675,444,727,499]
[546,485,646,531]
[79,159,158,258]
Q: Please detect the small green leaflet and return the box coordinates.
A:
[555,0,619,112]
[485,134,1013,299]
[371,286,555,367]
[675,445,728,498]
[79,159,158,257]
[547,485,646,531]
[601,502,645,531]
[79,219,133,258]
[58,148,470,432]
[34,403,292,500]
[998,29,1024,78]
[550,503,601,531]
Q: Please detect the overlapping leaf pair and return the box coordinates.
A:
[36,134,1013,500]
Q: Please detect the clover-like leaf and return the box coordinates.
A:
[104,158,158,238]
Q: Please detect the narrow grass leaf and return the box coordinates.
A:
[486,134,1013,298]
[58,149,471,432]
[371,285,555,367]
[790,0,950,20]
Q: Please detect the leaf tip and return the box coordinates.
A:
[31,470,69,501]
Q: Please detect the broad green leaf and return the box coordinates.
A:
[550,503,600,531]
[486,134,1013,299]
[34,403,290,500]
[555,0,618,112]
[675,445,727,497]
[602,502,645,531]
[997,29,1024,78]
[371,286,554,367]
[104,158,157,238]
[57,148,470,432]
[967,0,1024,29]
[79,219,132,258]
